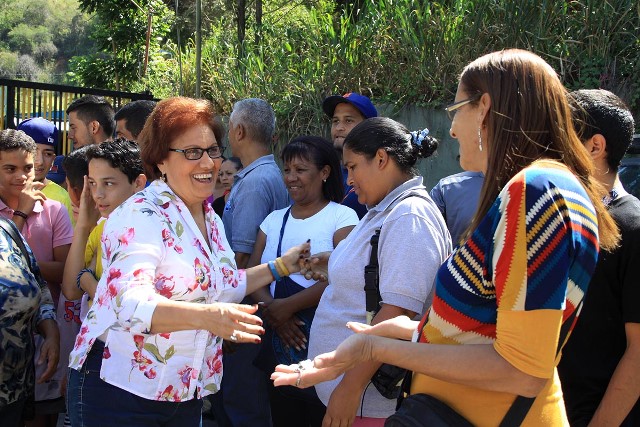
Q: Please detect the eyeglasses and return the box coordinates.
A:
[444,94,481,121]
[169,146,225,160]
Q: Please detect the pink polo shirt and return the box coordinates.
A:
[0,198,73,299]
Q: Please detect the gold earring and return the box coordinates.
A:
[478,128,483,152]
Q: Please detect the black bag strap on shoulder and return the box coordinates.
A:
[364,228,381,324]
[363,191,431,324]
[0,217,35,273]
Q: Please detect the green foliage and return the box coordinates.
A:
[0,0,93,83]
[150,0,635,145]
[164,0,638,142]
[69,0,174,91]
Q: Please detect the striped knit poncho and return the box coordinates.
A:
[412,161,599,426]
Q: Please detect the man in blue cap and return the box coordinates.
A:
[17,117,74,225]
[46,155,67,187]
[322,92,378,218]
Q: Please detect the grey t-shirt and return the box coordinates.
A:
[222,154,290,253]
[308,176,452,418]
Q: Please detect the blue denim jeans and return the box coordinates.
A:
[67,341,202,427]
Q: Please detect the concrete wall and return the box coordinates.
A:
[378,104,464,189]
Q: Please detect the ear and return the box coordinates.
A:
[375,148,389,169]
[133,174,147,191]
[584,134,607,161]
[89,120,100,135]
[320,165,331,181]
[478,93,492,127]
[233,122,246,141]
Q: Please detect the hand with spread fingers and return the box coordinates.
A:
[275,317,308,351]
[271,333,374,389]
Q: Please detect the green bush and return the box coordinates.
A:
[144,0,639,142]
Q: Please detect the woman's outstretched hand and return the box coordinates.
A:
[271,333,373,389]
[347,315,419,341]
[299,251,331,282]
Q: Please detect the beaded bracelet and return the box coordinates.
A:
[267,260,281,281]
[275,257,290,277]
[12,210,28,220]
[76,268,96,290]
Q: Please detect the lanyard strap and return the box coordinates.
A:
[276,207,291,257]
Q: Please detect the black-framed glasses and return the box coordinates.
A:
[169,146,225,160]
[444,94,481,121]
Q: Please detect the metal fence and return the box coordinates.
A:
[0,79,154,154]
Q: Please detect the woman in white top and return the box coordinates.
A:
[66,97,310,427]
[250,136,358,426]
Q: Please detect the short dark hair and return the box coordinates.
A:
[114,100,157,139]
[138,97,224,180]
[223,156,243,171]
[61,146,91,191]
[66,95,115,137]
[282,136,344,203]
[569,89,635,172]
[85,138,144,183]
[344,117,438,175]
[0,129,37,155]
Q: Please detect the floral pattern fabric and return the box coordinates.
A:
[68,180,246,402]
[0,218,55,408]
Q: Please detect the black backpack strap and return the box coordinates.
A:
[0,217,34,273]
[498,299,583,426]
[364,228,381,325]
[363,191,432,324]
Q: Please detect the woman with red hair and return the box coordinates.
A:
[66,97,310,427]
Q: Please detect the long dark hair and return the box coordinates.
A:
[281,136,344,203]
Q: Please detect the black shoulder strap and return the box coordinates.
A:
[0,217,35,273]
[363,192,431,324]
[498,299,583,426]
[364,228,381,324]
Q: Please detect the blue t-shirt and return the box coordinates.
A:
[222,154,290,254]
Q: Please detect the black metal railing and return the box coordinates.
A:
[1,79,154,153]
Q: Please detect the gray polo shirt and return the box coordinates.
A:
[308,176,452,418]
[222,154,290,254]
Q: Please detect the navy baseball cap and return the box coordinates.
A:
[322,93,378,119]
[46,155,66,185]
[17,117,59,147]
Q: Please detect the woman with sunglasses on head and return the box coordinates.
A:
[66,97,311,427]
[273,50,620,426]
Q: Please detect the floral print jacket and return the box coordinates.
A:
[68,180,246,401]
[0,218,55,408]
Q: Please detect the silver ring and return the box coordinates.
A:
[229,331,238,342]
[295,371,302,387]
[297,362,306,371]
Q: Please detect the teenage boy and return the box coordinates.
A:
[0,129,73,427]
[322,92,378,218]
[66,95,115,149]
[61,138,146,320]
[17,117,75,225]
[558,89,640,426]
[114,99,157,141]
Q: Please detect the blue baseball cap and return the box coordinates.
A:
[322,93,378,119]
[46,155,66,185]
[17,117,59,147]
